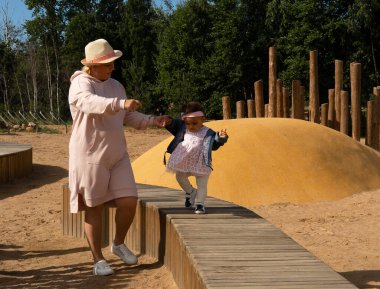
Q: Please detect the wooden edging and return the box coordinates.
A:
[0,142,32,183]
[62,184,358,289]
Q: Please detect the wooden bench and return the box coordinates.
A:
[62,184,358,289]
[0,142,32,183]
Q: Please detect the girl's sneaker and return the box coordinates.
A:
[194,204,206,214]
[185,189,197,208]
[93,260,114,276]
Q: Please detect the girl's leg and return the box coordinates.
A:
[84,204,105,263]
[175,172,193,193]
[176,172,197,207]
[113,196,138,245]
[195,175,209,205]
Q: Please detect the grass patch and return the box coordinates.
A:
[37,126,62,134]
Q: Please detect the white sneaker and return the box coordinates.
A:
[111,243,138,265]
[93,260,114,276]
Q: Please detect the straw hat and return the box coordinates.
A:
[81,39,123,66]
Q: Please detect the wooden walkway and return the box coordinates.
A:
[62,184,358,289]
[0,142,32,183]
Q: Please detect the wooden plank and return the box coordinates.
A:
[62,184,69,235]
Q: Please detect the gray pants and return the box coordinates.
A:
[175,172,209,205]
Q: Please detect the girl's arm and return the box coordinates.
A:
[164,118,183,135]
[212,130,228,150]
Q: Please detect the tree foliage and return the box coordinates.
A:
[0,0,379,122]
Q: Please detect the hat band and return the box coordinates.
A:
[181,111,204,119]
[85,52,116,63]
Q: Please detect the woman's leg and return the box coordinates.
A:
[113,196,137,245]
[84,204,105,263]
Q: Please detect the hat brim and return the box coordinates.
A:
[81,50,123,66]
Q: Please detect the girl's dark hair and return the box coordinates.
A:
[181,101,205,114]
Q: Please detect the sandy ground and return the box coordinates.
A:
[0,125,379,289]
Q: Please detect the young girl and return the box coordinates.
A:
[164,102,228,214]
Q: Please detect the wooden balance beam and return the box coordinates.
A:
[62,183,358,289]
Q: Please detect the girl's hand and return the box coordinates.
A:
[219,129,228,138]
[124,99,142,112]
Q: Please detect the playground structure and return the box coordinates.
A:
[222,48,380,152]
[0,142,32,183]
[0,109,65,133]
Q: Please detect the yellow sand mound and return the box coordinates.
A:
[132,118,380,206]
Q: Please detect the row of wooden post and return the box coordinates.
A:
[222,47,380,151]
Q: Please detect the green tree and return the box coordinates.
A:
[121,0,160,113]
[348,0,380,91]
[25,0,65,119]
[266,0,353,104]
[0,42,15,111]
[62,0,124,76]
[204,0,269,117]
[156,0,213,116]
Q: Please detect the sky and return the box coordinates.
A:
[0,0,182,28]
[0,0,33,26]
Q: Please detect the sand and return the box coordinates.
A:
[0,125,379,289]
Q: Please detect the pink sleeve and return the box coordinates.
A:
[123,111,155,130]
[69,77,124,115]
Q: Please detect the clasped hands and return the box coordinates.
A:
[124,99,170,127]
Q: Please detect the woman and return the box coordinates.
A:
[68,39,168,276]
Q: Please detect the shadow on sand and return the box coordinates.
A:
[0,163,67,200]
[340,270,380,289]
[0,245,164,289]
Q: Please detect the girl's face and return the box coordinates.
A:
[184,116,205,132]
[90,62,115,81]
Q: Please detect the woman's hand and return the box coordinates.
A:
[124,99,142,112]
[153,115,172,127]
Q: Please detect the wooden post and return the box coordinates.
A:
[264,104,269,117]
[374,87,380,150]
[292,80,303,119]
[282,86,289,118]
[276,79,283,117]
[247,99,256,118]
[340,90,349,135]
[268,47,277,117]
[309,50,320,123]
[328,89,335,128]
[236,100,246,118]
[254,80,265,117]
[334,60,343,130]
[366,100,375,147]
[300,86,306,120]
[321,103,328,126]
[222,96,231,119]
[350,62,361,141]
